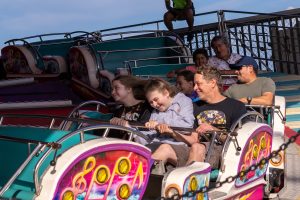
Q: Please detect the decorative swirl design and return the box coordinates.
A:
[237,131,272,186]
[59,153,146,200]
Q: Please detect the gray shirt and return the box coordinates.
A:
[223,77,276,99]
[136,92,194,145]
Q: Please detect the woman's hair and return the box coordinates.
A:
[112,75,147,100]
[144,78,176,97]
[211,35,230,49]
[192,48,209,61]
[196,65,223,92]
[177,70,194,82]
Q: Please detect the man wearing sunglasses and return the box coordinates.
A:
[224,56,275,106]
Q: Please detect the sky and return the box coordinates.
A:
[0,0,299,50]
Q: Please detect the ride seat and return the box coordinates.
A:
[43,55,67,74]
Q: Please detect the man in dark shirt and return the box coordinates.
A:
[187,66,247,167]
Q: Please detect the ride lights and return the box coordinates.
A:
[62,190,74,200]
[270,152,283,166]
[95,166,110,184]
[189,176,198,191]
[118,183,131,199]
[260,137,266,149]
[117,157,131,175]
[253,144,259,159]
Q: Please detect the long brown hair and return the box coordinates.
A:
[112,75,147,100]
[144,78,176,97]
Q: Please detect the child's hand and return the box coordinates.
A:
[110,117,129,127]
[156,124,174,135]
[145,120,158,129]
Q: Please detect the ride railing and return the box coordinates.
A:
[94,9,300,74]
[99,45,188,60]
[99,46,190,73]
[246,104,286,125]
[125,55,192,68]
[94,30,167,41]
[4,31,101,46]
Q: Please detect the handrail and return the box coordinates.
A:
[99,30,165,40]
[222,9,300,17]
[0,135,61,150]
[60,100,107,130]
[4,9,299,47]
[230,111,266,132]
[97,11,220,33]
[98,45,187,54]
[125,55,192,68]
[245,104,286,123]
[5,32,71,44]
[64,31,100,39]
[0,113,115,129]
[96,9,300,35]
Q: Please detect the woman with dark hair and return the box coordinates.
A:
[166,48,209,78]
[109,75,153,127]
[192,48,209,68]
[208,35,242,70]
[208,35,242,85]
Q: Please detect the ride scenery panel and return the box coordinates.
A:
[225,184,264,200]
[54,150,150,200]
[236,130,272,187]
[183,173,209,200]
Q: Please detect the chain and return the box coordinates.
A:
[158,130,300,200]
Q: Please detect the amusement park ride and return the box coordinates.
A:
[0,9,300,200]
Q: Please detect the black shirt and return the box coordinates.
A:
[193,97,247,130]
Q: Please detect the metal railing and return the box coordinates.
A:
[3,9,300,74]
[95,9,300,74]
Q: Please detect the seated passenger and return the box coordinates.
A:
[224,56,276,106]
[167,48,209,78]
[187,66,247,168]
[141,78,195,169]
[109,75,153,127]
[176,70,199,102]
[79,75,152,137]
[208,35,242,85]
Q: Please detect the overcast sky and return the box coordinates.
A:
[0,0,299,50]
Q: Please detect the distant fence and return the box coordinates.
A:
[98,9,300,74]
